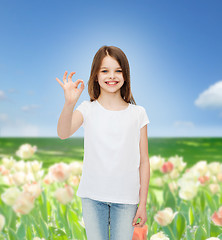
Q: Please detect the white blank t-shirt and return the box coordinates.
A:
[75,99,150,204]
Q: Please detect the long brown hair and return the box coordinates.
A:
[87,45,136,105]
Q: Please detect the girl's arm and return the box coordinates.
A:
[56,71,85,139]
[139,125,150,207]
[57,101,84,139]
[57,101,76,139]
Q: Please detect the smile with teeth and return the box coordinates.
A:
[105,81,119,86]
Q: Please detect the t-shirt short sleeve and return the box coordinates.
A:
[139,106,150,129]
[75,100,89,128]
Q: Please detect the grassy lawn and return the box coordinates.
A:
[0,137,221,169]
[0,137,222,239]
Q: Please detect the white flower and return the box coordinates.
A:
[177,169,201,186]
[192,161,208,176]
[24,172,36,183]
[1,187,21,206]
[208,162,221,175]
[153,177,164,187]
[30,160,42,173]
[206,238,220,240]
[2,156,16,169]
[24,161,32,174]
[178,181,199,200]
[2,174,14,185]
[16,143,37,159]
[54,185,74,204]
[13,160,26,172]
[12,192,35,215]
[12,172,26,186]
[169,169,180,179]
[150,155,165,171]
[34,169,45,181]
[168,155,187,172]
[69,161,83,175]
[154,208,177,226]
[150,231,170,240]
[209,183,220,195]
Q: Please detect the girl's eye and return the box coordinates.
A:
[101,70,122,72]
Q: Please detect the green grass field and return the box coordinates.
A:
[0,137,222,239]
[0,137,221,168]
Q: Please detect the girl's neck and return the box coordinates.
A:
[97,96,128,110]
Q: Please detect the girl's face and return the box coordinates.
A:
[97,55,125,94]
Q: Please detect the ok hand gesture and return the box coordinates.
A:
[56,71,85,105]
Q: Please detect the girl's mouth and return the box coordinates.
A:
[105,81,119,86]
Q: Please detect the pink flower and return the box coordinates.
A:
[212,206,222,226]
[161,162,174,173]
[198,175,210,185]
[0,166,10,175]
[12,192,35,215]
[23,182,42,199]
[48,163,71,182]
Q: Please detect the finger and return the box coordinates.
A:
[137,219,146,227]
[68,72,76,82]
[56,77,64,89]
[63,71,68,82]
[74,79,84,88]
[134,222,144,228]
[133,217,142,226]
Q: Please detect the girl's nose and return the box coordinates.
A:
[109,72,115,79]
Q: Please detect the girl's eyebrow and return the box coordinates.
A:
[100,67,122,69]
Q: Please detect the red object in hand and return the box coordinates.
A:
[132,224,148,240]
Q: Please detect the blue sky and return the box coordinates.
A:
[0,0,222,137]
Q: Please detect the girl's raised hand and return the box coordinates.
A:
[56,71,85,105]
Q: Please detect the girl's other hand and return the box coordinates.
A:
[56,71,85,105]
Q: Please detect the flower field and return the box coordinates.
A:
[0,138,221,240]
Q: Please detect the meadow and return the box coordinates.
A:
[1,137,222,169]
[0,137,221,240]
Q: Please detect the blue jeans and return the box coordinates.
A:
[81,197,138,240]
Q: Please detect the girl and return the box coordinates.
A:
[56,45,150,240]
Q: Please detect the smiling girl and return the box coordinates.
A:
[56,45,150,240]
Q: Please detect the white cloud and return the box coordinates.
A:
[0,90,6,100]
[8,88,18,93]
[194,80,222,109]
[173,121,195,128]
[1,119,39,137]
[0,118,57,137]
[21,104,40,112]
[27,90,35,95]
[0,113,9,122]
[1,125,39,137]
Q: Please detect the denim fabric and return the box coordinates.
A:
[81,197,138,240]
